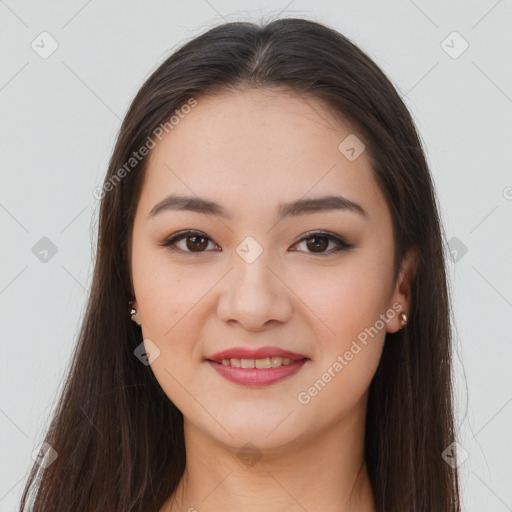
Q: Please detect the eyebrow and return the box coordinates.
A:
[147,194,369,221]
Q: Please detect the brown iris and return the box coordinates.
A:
[305,235,329,253]
[186,235,209,252]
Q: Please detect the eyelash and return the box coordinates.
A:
[160,229,353,256]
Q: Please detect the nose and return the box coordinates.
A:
[217,250,293,332]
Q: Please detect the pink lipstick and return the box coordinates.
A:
[206,346,310,386]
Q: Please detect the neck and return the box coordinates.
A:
[162,394,375,512]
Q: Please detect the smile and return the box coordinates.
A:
[217,357,294,368]
[207,358,309,386]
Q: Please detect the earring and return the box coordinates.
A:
[399,311,407,330]
[129,300,141,326]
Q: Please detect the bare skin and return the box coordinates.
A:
[129,87,417,512]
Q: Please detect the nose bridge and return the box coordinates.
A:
[231,236,277,300]
[217,235,292,328]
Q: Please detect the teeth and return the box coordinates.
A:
[220,357,294,368]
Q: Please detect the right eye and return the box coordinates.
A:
[161,230,221,254]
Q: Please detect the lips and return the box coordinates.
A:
[207,346,309,363]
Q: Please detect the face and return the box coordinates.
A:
[130,88,412,451]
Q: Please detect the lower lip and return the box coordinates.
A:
[207,359,309,386]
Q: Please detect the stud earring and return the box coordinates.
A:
[129,300,141,326]
[399,311,407,330]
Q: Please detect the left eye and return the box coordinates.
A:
[161,230,352,255]
[292,231,352,255]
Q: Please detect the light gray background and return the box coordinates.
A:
[1,1,511,510]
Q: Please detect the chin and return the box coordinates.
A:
[214,415,302,448]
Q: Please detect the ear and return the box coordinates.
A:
[386,246,419,333]
[130,299,142,326]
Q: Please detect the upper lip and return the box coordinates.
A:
[207,346,309,362]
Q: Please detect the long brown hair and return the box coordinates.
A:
[20,17,461,511]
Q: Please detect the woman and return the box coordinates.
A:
[20,17,461,511]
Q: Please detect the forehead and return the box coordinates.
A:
[138,88,387,223]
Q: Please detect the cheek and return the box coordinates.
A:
[293,257,389,395]
[296,271,387,415]
[295,255,391,340]
[132,246,214,338]
[134,262,215,414]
